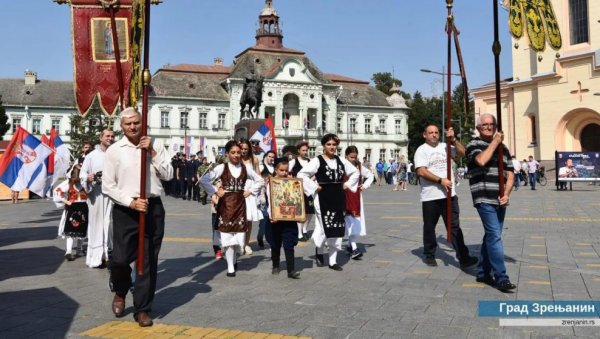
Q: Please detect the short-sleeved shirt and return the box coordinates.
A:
[376,162,384,174]
[527,160,539,173]
[414,142,457,202]
[466,137,514,206]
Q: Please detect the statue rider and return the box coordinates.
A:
[240,68,263,119]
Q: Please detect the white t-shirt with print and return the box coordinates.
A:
[414,142,456,202]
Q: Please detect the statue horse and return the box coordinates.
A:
[239,82,262,119]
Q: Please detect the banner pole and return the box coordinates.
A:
[492,0,505,198]
[445,0,454,242]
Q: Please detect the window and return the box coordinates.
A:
[365,149,371,162]
[309,146,316,158]
[51,119,60,134]
[569,0,589,45]
[12,118,21,133]
[218,113,226,129]
[379,119,386,132]
[307,108,317,129]
[529,115,537,145]
[161,111,169,128]
[350,118,357,133]
[393,149,400,160]
[395,119,402,135]
[32,119,41,134]
[321,113,327,131]
[365,118,371,133]
[199,112,207,129]
[379,149,386,161]
[180,112,188,128]
[337,117,342,132]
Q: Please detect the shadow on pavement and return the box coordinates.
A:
[0,226,57,247]
[0,287,78,337]
[0,246,65,281]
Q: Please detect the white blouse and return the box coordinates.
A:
[297,156,359,197]
[200,162,264,197]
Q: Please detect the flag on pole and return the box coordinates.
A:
[0,127,53,195]
[250,117,277,153]
[50,130,72,186]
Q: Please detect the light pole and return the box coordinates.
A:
[420,67,460,132]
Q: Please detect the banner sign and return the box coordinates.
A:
[555,151,600,182]
[479,300,600,318]
[70,0,134,115]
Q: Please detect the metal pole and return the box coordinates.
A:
[445,0,454,242]
[441,65,445,133]
[492,0,505,197]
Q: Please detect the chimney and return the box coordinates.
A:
[213,57,223,66]
[24,69,37,85]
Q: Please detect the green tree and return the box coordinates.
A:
[371,72,402,96]
[406,91,443,160]
[0,95,10,140]
[68,101,120,155]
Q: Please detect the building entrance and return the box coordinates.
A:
[580,123,600,152]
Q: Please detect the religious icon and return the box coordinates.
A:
[91,18,129,62]
[269,177,306,222]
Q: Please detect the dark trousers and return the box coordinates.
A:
[269,221,298,271]
[422,196,470,261]
[111,198,164,313]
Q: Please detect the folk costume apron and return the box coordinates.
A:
[345,163,362,217]
[292,158,315,214]
[216,164,248,233]
[63,188,89,238]
[315,155,346,238]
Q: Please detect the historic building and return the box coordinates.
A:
[0,0,408,162]
[472,0,600,161]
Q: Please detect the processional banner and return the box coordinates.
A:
[69,0,135,115]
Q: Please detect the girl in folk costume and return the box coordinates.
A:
[266,157,301,279]
[343,146,374,260]
[256,150,276,249]
[239,138,262,255]
[200,140,264,277]
[298,134,359,271]
[53,164,88,261]
[288,141,315,242]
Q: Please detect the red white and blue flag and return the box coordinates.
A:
[50,129,72,186]
[250,117,277,154]
[0,127,53,195]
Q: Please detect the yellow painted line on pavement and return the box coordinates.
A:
[166,212,206,216]
[414,270,433,275]
[576,243,592,246]
[527,280,551,285]
[80,321,312,339]
[528,254,548,257]
[585,264,600,268]
[374,259,392,264]
[391,249,405,253]
[463,283,485,288]
[530,236,545,239]
[579,252,598,257]
[381,216,421,220]
[529,244,545,248]
[593,277,600,282]
[527,265,549,269]
[163,237,212,244]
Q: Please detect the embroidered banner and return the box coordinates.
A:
[69,0,134,115]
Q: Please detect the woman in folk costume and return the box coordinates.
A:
[200,140,264,277]
[343,146,374,260]
[288,141,315,242]
[266,157,300,279]
[297,134,359,271]
[256,150,276,249]
[239,138,262,255]
[53,164,88,261]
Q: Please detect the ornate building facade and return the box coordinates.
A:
[472,0,600,161]
[1,0,408,162]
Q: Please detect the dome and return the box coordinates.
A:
[260,0,278,16]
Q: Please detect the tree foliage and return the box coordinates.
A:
[68,101,120,155]
[371,72,402,96]
[0,95,10,140]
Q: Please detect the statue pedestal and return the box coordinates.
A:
[234,119,265,141]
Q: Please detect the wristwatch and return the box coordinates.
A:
[437,177,442,184]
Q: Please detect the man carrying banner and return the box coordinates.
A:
[103,108,173,327]
[81,129,115,268]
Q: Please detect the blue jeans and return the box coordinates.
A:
[513,172,520,189]
[528,173,536,190]
[475,203,509,284]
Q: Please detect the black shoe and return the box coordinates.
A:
[329,264,343,271]
[346,245,353,254]
[226,272,236,277]
[287,271,300,279]
[272,267,280,275]
[476,275,495,286]
[181,196,186,200]
[234,263,238,271]
[496,280,517,292]
[65,253,75,261]
[257,240,264,249]
[459,256,479,269]
[424,256,438,267]
[351,249,363,260]
[302,233,309,241]
[315,248,324,267]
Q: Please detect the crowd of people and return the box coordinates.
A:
[50,106,530,326]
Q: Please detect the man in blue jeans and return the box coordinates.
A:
[466,113,516,292]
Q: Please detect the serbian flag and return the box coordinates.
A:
[69,0,134,115]
[250,117,277,153]
[51,131,72,187]
[0,127,52,195]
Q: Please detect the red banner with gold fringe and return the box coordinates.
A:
[69,0,133,116]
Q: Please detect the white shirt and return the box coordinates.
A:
[527,160,539,173]
[511,159,521,173]
[288,157,310,173]
[80,148,106,194]
[297,156,359,196]
[102,137,173,207]
[414,142,456,202]
[199,162,264,197]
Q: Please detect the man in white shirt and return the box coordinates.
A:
[80,129,115,268]
[414,125,478,268]
[511,156,522,191]
[527,155,540,190]
[103,107,173,327]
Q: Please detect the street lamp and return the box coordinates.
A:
[420,67,461,132]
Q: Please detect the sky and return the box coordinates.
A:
[0,0,512,97]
